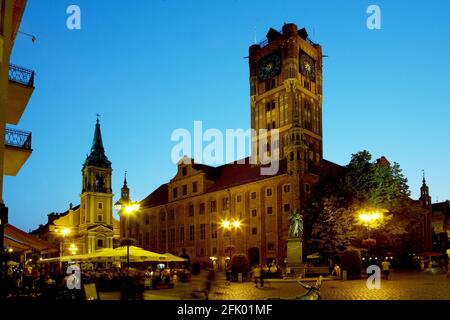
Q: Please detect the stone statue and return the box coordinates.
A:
[289,209,303,239]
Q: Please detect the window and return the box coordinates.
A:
[251,209,257,217]
[267,207,273,215]
[173,187,178,198]
[0,0,5,36]
[251,192,257,200]
[210,200,217,213]
[222,197,229,210]
[200,224,206,240]
[182,167,187,176]
[252,228,257,235]
[169,209,174,220]
[304,183,311,193]
[161,230,166,243]
[212,247,217,255]
[169,228,175,244]
[283,184,291,193]
[98,202,103,209]
[182,185,187,196]
[268,242,275,251]
[189,225,195,241]
[97,214,103,222]
[179,226,184,242]
[161,212,166,221]
[145,214,150,225]
[266,188,273,197]
[97,239,104,248]
[199,203,205,215]
[200,248,205,256]
[145,232,150,246]
[188,205,194,217]
[192,182,198,193]
[236,195,242,203]
[284,203,291,213]
[211,223,218,239]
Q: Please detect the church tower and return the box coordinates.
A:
[79,117,114,253]
[249,23,323,167]
[420,172,431,208]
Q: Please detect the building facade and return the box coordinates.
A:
[123,23,343,268]
[1,0,35,278]
[31,119,120,255]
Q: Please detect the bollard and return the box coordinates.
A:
[342,270,347,281]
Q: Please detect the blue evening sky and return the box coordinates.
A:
[6,0,450,231]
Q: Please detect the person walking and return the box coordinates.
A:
[381,258,391,280]
[253,265,261,288]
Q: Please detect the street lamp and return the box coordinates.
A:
[115,200,140,268]
[221,219,242,260]
[358,210,383,259]
[54,227,71,257]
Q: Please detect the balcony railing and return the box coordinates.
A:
[8,64,35,87]
[5,128,32,150]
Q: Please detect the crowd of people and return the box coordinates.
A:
[0,262,193,300]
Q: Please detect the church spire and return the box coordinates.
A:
[121,170,130,201]
[83,117,112,169]
[123,170,128,188]
[420,170,431,208]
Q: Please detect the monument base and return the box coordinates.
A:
[285,238,303,276]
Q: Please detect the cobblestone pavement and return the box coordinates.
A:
[99,270,450,300]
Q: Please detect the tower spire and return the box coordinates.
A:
[123,170,128,188]
[83,118,111,169]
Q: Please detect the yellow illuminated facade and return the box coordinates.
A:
[31,119,120,255]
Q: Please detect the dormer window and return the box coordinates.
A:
[182,167,187,176]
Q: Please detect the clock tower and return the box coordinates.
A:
[249,23,323,169]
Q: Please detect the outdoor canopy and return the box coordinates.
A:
[37,246,178,264]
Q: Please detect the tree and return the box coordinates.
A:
[309,197,358,257]
[303,150,422,257]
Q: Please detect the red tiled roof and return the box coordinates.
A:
[205,157,287,192]
[140,184,169,208]
[140,157,343,209]
[4,224,56,253]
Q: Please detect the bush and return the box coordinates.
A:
[230,254,249,279]
[341,249,362,280]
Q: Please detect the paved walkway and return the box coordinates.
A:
[99,270,450,300]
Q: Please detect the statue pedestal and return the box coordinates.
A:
[286,238,303,276]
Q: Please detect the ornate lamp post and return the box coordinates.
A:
[221,219,241,260]
[115,200,140,269]
[358,211,383,260]
[54,227,71,257]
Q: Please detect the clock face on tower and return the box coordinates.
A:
[258,54,281,81]
[300,54,315,81]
